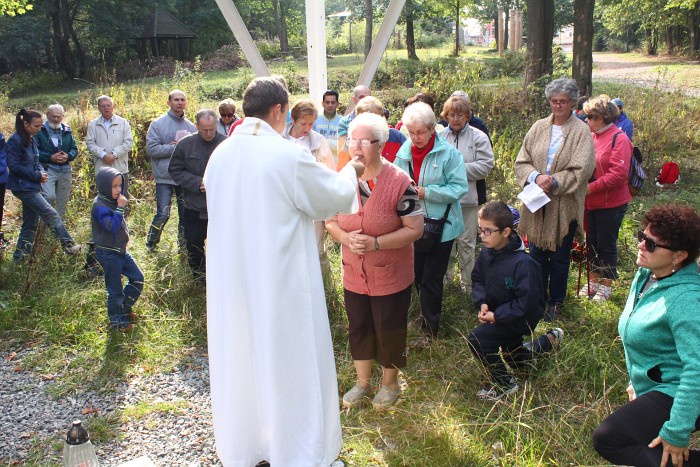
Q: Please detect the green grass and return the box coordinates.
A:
[1,52,699,465]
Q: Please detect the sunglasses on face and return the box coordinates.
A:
[221,113,235,118]
[636,230,676,253]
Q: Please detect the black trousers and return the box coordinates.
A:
[414,239,454,337]
[593,390,700,467]
[182,209,207,277]
[467,322,552,387]
[587,204,627,280]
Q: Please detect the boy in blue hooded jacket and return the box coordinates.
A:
[92,167,143,331]
[467,202,563,401]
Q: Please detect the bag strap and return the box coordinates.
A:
[611,131,622,149]
[410,161,451,220]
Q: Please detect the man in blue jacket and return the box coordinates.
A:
[35,104,78,219]
[612,98,634,141]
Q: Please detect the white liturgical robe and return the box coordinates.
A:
[203,117,359,467]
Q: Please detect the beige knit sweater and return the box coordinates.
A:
[514,113,595,251]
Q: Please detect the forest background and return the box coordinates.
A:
[0,0,699,465]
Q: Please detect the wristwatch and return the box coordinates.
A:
[374,237,380,250]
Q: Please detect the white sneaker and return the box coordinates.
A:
[546,328,564,348]
[591,285,612,302]
[578,282,599,298]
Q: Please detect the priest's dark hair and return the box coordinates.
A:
[242,77,290,119]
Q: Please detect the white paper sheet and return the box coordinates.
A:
[517,182,551,213]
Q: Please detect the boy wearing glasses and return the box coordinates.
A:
[467,202,563,401]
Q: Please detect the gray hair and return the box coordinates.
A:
[97,95,113,106]
[450,90,469,101]
[352,85,370,98]
[348,112,389,145]
[47,104,64,115]
[196,108,217,124]
[242,77,289,118]
[402,102,435,130]
[544,78,579,102]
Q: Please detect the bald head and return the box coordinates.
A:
[351,85,371,105]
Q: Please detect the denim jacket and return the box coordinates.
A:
[393,134,468,242]
[6,133,42,192]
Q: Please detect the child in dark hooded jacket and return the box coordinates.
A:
[92,166,143,331]
[467,202,563,401]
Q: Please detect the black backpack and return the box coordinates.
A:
[612,132,646,196]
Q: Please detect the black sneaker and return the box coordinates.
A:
[476,378,518,401]
[543,302,563,322]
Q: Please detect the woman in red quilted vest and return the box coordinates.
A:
[326,112,424,410]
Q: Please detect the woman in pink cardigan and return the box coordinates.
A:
[581,95,633,301]
[326,112,424,410]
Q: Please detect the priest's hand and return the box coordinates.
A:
[349,160,365,178]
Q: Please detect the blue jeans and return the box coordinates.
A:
[587,205,627,280]
[40,165,72,218]
[96,249,144,328]
[11,190,74,262]
[146,183,185,248]
[529,221,577,305]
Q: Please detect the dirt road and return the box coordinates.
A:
[592,53,700,97]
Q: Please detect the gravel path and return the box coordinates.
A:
[1,348,222,466]
[593,53,700,97]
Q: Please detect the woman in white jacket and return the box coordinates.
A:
[283,100,336,283]
[438,95,494,293]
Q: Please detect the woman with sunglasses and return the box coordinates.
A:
[579,95,634,302]
[593,203,700,467]
[326,112,423,409]
[394,102,469,347]
[514,78,595,322]
[216,98,239,136]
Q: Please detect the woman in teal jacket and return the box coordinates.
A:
[394,102,469,345]
[593,203,700,467]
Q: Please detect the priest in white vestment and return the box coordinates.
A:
[203,77,363,467]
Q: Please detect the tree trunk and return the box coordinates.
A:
[405,0,418,60]
[364,0,373,58]
[504,7,509,51]
[572,0,595,97]
[454,0,460,56]
[47,0,76,79]
[492,12,499,50]
[666,26,674,54]
[272,0,289,54]
[646,28,658,55]
[524,0,554,86]
[65,0,86,77]
[690,6,700,52]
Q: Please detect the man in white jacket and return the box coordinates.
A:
[204,77,363,467]
[86,95,134,194]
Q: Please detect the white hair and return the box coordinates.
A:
[402,102,435,130]
[47,104,64,115]
[348,112,389,145]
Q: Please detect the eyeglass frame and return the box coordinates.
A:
[478,226,503,237]
[549,99,571,107]
[636,230,677,253]
[585,114,601,121]
[220,113,235,118]
[347,138,379,148]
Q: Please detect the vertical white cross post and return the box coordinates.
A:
[214,0,406,110]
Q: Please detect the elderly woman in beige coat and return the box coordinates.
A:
[514,78,595,322]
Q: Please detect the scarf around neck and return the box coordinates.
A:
[410,132,436,184]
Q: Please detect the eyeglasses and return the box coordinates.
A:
[636,230,676,253]
[549,99,570,107]
[347,138,379,148]
[220,113,235,118]
[585,114,601,121]
[447,113,468,120]
[408,129,430,138]
[478,227,502,236]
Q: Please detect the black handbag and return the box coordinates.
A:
[409,158,452,253]
[414,203,451,253]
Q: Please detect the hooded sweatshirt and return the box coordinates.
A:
[91,167,129,254]
[471,231,546,334]
[618,263,700,447]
